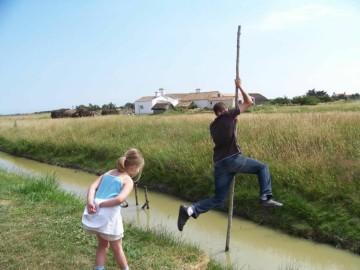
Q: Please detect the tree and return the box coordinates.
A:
[349,93,360,100]
[332,93,348,101]
[271,96,291,105]
[188,101,198,109]
[87,103,101,111]
[292,95,319,105]
[306,89,317,97]
[76,104,87,109]
[306,89,332,103]
[303,96,319,105]
[108,102,117,109]
[292,96,303,104]
[124,102,134,109]
[318,94,332,103]
[102,102,117,110]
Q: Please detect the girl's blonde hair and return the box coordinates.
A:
[117,148,145,181]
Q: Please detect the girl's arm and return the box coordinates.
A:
[86,175,103,213]
[100,177,134,208]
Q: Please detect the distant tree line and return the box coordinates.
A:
[75,102,134,111]
[50,102,136,118]
[271,89,360,106]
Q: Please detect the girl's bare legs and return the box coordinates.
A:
[95,235,109,266]
[110,239,128,269]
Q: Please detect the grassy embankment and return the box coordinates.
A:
[0,101,359,254]
[0,169,226,270]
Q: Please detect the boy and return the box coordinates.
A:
[177,79,282,232]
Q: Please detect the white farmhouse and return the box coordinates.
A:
[135,88,238,115]
[134,88,266,115]
[134,88,177,115]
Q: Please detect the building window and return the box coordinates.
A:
[137,105,144,114]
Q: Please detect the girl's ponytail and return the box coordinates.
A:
[117,148,145,181]
[117,156,127,172]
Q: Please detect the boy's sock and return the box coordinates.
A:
[187,206,194,216]
[122,266,129,270]
[94,266,105,270]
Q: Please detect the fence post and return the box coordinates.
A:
[141,186,150,209]
[135,183,139,205]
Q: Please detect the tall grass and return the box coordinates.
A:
[0,107,359,254]
[248,100,360,113]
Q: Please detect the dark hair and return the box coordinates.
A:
[213,102,227,116]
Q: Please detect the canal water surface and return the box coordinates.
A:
[0,151,359,270]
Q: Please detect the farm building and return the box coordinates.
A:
[151,101,175,114]
[134,88,268,114]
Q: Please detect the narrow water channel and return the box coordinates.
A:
[0,151,359,270]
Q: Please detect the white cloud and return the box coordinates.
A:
[254,4,357,30]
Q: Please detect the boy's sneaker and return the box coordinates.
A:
[177,205,190,231]
[260,199,283,207]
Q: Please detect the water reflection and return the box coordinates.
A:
[0,152,359,270]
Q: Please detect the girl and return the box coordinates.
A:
[82,148,144,270]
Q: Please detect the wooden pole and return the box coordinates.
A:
[135,183,139,205]
[141,186,150,209]
[225,25,241,252]
[145,186,150,209]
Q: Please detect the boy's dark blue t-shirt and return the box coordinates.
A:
[210,107,241,163]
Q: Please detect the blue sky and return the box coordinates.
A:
[0,0,359,114]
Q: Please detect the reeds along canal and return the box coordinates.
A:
[0,151,359,270]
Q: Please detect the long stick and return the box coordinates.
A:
[225,25,241,252]
[135,183,139,205]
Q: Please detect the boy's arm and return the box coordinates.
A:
[235,79,253,113]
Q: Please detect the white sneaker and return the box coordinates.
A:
[260,199,283,207]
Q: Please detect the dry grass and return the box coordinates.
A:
[0,107,359,253]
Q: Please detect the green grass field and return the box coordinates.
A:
[0,101,359,254]
[0,170,227,269]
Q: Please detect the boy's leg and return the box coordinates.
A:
[178,160,235,231]
[109,239,128,270]
[192,168,235,217]
[95,235,109,268]
[231,155,272,197]
[231,155,282,206]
